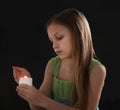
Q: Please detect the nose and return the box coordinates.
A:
[52,41,58,49]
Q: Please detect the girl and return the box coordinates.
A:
[13,8,106,110]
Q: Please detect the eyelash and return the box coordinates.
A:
[57,36,63,40]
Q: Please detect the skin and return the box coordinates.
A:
[13,23,106,110]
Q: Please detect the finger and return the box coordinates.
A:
[13,66,31,76]
[15,79,19,84]
[17,91,29,102]
[17,84,30,90]
[13,71,20,79]
[12,66,24,72]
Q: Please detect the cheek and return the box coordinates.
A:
[60,37,72,50]
[64,42,72,52]
[66,39,72,48]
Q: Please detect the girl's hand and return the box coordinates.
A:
[12,66,31,84]
[16,85,42,106]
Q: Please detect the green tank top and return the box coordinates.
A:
[51,56,102,103]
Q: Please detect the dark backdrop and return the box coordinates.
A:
[0,0,119,110]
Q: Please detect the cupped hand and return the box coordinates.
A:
[16,84,42,106]
[12,66,31,84]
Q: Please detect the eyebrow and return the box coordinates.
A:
[53,32,59,37]
[49,32,60,41]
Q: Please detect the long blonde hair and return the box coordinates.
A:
[46,8,95,110]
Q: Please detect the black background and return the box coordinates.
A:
[0,0,120,110]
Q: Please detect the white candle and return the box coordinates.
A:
[19,76,32,86]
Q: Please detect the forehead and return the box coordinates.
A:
[47,23,70,35]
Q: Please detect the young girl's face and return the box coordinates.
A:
[47,23,73,60]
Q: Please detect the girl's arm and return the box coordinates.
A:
[29,59,54,110]
[87,64,106,110]
[29,103,46,110]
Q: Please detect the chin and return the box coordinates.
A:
[58,55,64,59]
[58,55,71,60]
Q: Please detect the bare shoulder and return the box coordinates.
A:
[89,64,106,86]
[44,58,53,76]
[46,58,52,67]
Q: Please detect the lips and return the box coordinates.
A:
[55,50,62,55]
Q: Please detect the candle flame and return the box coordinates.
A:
[24,76,28,78]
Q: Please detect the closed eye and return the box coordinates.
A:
[56,35,63,40]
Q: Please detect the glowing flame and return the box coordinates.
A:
[24,76,28,78]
